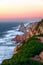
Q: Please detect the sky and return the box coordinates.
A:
[0,0,43,19]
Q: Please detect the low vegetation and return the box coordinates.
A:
[1,37,43,65]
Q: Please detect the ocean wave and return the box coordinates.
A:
[0,29,24,46]
[0,46,15,63]
[0,25,24,64]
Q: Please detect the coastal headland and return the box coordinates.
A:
[1,19,43,65]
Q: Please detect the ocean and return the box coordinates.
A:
[0,22,24,64]
[0,18,41,64]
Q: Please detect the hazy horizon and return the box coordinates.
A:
[0,18,42,23]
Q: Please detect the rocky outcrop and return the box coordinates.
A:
[39,51,43,60]
[12,19,43,42]
[39,26,43,34]
[30,51,43,63]
[36,19,43,34]
[12,35,23,42]
[19,23,26,33]
[12,32,33,42]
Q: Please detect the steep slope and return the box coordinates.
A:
[36,19,43,34]
[1,37,43,65]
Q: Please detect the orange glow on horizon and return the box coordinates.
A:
[0,0,43,19]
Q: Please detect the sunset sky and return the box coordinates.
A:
[0,0,43,19]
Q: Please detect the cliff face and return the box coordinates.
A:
[27,19,43,35]
[12,19,43,42]
[36,19,43,34]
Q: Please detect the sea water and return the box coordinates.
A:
[0,22,24,64]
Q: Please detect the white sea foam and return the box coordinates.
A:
[7,30,24,35]
[0,39,6,44]
[0,27,24,64]
[0,46,15,63]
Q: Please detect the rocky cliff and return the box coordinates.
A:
[19,23,26,33]
[12,19,43,42]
